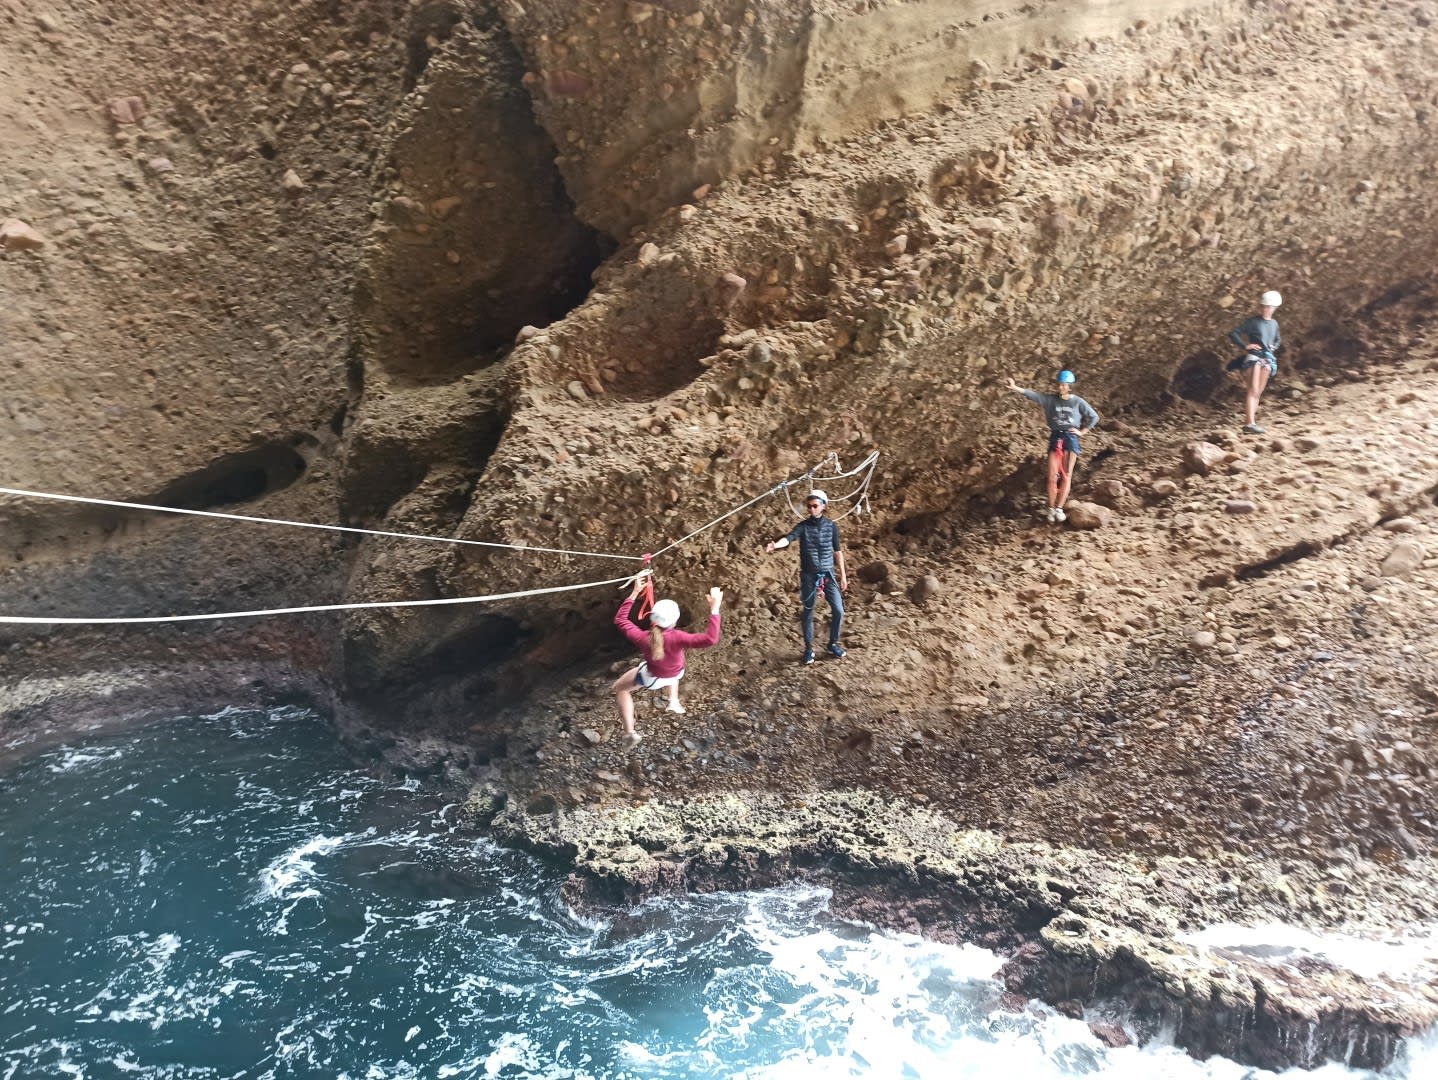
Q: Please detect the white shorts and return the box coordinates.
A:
[635,662,683,690]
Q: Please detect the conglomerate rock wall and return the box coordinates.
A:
[332,0,1438,724]
[4,0,1438,764]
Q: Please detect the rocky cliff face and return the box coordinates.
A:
[5,0,1438,1067]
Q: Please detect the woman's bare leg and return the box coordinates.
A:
[1046,452,1062,509]
[612,667,641,734]
[1057,451,1078,507]
[1245,365,1271,426]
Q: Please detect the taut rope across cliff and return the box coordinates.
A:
[0,451,878,624]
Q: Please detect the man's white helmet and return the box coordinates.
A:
[1260,290,1283,308]
[807,489,828,505]
[651,599,680,629]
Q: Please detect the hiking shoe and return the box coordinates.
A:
[622,731,642,747]
[1052,507,1066,523]
[1043,507,1057,523]
[664,701,686,715]
[827,643,846,659]
[1242,423,1266,434]
[802,649,815,665]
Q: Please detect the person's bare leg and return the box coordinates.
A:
[1057,451,1078,507]
[665,683,684,713]
[612,668,640,735]
[1046,452,1062,510]
[1244,365,1268,426]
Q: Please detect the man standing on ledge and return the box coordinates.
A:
[765,489,848,665]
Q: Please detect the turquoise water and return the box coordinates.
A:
[0,707,1430,1079]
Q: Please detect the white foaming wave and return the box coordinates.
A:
[257,831,374,902]
[630,885,1420,1080]
[1182,922,1438,983]
[46,745,126,773]
[465,1031,598,1079]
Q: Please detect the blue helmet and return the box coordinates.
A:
[1057,369,1076,384]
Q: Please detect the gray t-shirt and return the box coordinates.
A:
[1022,390,1099,432]
[1229,315,1281,352]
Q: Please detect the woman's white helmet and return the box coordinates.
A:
[651,599,680,629]
[1260,290,1283,308]
[807,490,828,505]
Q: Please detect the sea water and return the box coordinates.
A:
[0,707,1432,1079]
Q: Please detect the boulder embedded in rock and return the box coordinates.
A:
[1189,630,1217,653]
[718,272,747,306]
[107,95,146,124]
[1090,479,1130,508]
[1380,539,1425,578]
[1224,499,1257,515]
[1151,479,1179,497]
[1381,517,1421,533]
[908,575,942,603]
[1181,441,1227,476]
[857,561,890,584]
[1089,1021,1131,1049]
[1063,501,1112,529]
[0,219,46,251]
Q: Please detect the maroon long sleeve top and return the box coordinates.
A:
[614,598,721,678]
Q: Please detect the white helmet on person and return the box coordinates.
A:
[1260,290,1282,308]
[807,489,828,505]
[651,599,680,629]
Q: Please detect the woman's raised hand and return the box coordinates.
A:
[708,586,723,612]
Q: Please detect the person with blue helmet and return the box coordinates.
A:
[1005,369,1100,523]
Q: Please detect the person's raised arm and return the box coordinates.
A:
[765,523,800,553]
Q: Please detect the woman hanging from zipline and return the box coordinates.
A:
[612,574,723,747]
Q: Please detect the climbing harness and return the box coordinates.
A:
[0,451,880,625]
[800,572,831,608]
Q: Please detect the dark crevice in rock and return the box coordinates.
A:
[144,440,313,512]
[359,15,614,384]
[1235,540,1325,582]
[1172,348,1224,402]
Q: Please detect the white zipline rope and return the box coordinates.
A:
[0,486,643,563]
[0,574,639,625]
[0,450,879,624]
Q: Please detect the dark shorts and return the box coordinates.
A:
[1047,430,1081,456]
[1230,351,1277,375]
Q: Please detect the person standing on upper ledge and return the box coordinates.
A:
[1227,289,1283,434]
[765,489,848,666]
[1005,370,1100,524]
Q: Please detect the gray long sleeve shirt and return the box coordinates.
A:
[1022,390,1099,432]
[1229,315,1281,352]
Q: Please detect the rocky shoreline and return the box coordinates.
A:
[471,787,1438,1071]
